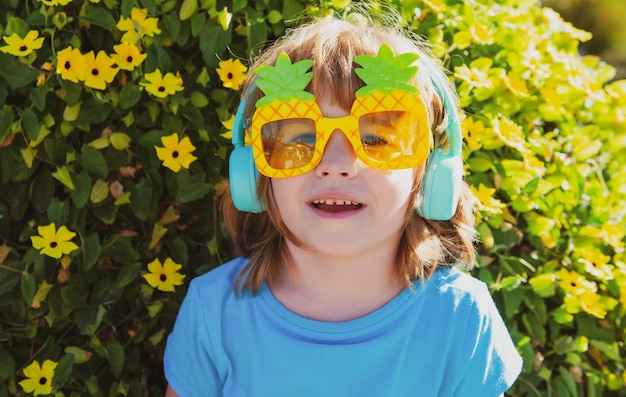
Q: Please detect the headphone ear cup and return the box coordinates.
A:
[417,148,463,221]
[229,146,265,213]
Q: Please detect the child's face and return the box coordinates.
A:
[271,93,416,258]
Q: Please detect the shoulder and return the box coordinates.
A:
[424,266,491,307]
[187,256,249,295]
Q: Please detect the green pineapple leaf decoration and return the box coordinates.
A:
[253,52,315,107]
[354,44,421,96]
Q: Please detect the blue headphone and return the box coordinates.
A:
[228,64,463,221]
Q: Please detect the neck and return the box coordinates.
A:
[269,241,405,322]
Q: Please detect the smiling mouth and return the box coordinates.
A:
[311,199,364,212]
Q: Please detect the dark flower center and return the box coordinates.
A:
[158,86,165,92]
[227,72,233,79]
[64,61,71,70]
[50,242,58,248]
[126,56,133,63]
[91,68,99,76]
[39,377,47,385]
[19,45,28,52]
[172,151,179,158]
[160,274,167,282]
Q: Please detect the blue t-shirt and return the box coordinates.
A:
[164,257,522,396]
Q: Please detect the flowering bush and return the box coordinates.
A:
[0,0,624,396]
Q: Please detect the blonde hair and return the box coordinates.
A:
[222,14,477,294]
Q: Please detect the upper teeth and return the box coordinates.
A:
[313,199,359,205]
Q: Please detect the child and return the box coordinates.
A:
[164,12,522,397]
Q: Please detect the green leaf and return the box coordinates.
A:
[79,4,117,30]
[30,170,55,213]
[121,0,134,17]
[60,284,88,308]
[69,171,92,209]
[115,262,141,288]
[75,98,112,125]
[79,233,102,271]
[0,53,38,89]
[164,11,182,40]
[47,197,70,226]
[20,272,36,304]
[179,0,197,21]
[128,177,153,220]
[77,146,109,178]
[0,348,15,379]
[119,83,143,110]
[175,172,211,203]
[51,354,74,389]
[0,106,14,144]
[29,87,46,111]
[105,341,125,378]
[64,346,92,364]
[199,22,231,67]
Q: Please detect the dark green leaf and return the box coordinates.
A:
[121,0,134,17]
[69,171,92,209]
[60,80,82,106]
[115,262,141,288]
[77,146,109,178]
[31,170,55,213]
[79,4,117,30]
[180,103,205,129]
[190,12,206,37]
[21,108,39,140]
[0,106,14,144]
[60,284,88,308]
[163,12,181,41]
[199,22,231,67]
[29,87,46,111]
[20,272,36,305]
[75,97,112,125]
[119,83,143,110]
[47,197,70,226]
[52,354,74,389]
[0,348,15,380]
[78,233,102,271]
[0,261,20,297]
[105,341,125,378]
[0,53,38,89]
[128,177,153,220]
[175,172,211,203]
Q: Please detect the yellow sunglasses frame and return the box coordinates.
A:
[249,91,432,178]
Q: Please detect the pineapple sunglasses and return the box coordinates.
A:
[241,48,433,178]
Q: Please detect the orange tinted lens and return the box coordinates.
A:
[358,111,425,163]
[261,118,317,170]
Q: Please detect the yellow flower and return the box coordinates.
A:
[461,116,483,150]
[556,269,597,295]
[117,8,162,44]
[56,46,86,83]
[471,184,506,214]
[82,50,118,90]
[112,41,147,71]
[19,359,58,396]
[140,69,184,98]
[216,58,247,90]
[491,116,530,154]
[39,0,73,6]
[143,258,186,292]
[155,133,197,172]
[0,30,45,57]
[577,247,614,281]
[220,115,235,139]
[30,223,79,259]
[578,292,608,319]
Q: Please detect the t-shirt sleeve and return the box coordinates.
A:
[453,283,523,396]
[164,281,223,397]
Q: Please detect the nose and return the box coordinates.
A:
[314,130,358,178]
